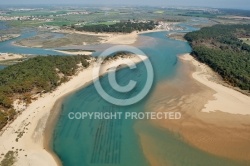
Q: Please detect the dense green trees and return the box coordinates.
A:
[0,55,90,130]
[185,24,250,92]
[75,21,156,33]
[0,52,132,130]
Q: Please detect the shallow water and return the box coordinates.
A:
[136,121,245,166]
[0,21,65,55]
[0,65,6,70]
[53,25,247,165]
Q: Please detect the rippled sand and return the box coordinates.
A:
[139,55,250,165]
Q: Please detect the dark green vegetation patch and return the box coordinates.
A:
[0,55,90,130]
[74,21,156,33]
[185,24,250,92]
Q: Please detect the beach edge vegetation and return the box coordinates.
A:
[185,24,250,93]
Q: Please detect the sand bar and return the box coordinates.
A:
[139,53,250,165]
[0,53,25,61]
[180,54,250,115]
[0,55,147,166]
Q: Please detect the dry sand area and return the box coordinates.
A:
[14,30,139,49]
[140,54,250,165]
[56,29,139,45]
[0,53,24,61]
[14,32,103,48]
[53,50,93,55]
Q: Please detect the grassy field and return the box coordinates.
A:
[2,7,191,28]
[3,6,250,30]
[15,33,103,48]
[84,21,117,26]
[5,10,67,17]
[154,10,165,14]
[7,19,76,27]
[7,20,46,27]
[6,6,250,29]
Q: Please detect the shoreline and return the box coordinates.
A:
[0,55,147,166]
[1,32,250,165]
[11,31,137,49]
[11,28,177,50]
[53,50,94,55]
[180,53,250,115]
[139,53,250,165]
[45,55,148,166]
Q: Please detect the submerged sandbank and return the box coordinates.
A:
[0,55,147,166]
[139,53,250,165]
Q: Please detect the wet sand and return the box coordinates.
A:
[2,27,250,166]
[44,96,67,166]
[0,55,147,166]
[139,54,250,165]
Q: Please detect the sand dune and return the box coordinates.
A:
[180,54,250,115]
[0,55,147,166]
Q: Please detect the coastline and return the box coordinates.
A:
[0,55,147,166]
[53,50,93,55]
[11,28,176,50]
[10,31,138,49]
[139,53,250,165]
[0,53,24,61]
[0,28,173,166]
[1,28,250,165]
[180,53,250,115]
[49,29,139,45]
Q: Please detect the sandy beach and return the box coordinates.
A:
[2,26,250,166]
[0,55,147,166]
[53,27,179,46]
[140,53,250,165]
[12,26,178,51]
[180,54,250,115]
[0,53,25,61]
[53,50,93,55]
[0,29,154,166]
[53,29,139,45]
[12,30,139,50]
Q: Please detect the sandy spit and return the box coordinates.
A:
[180,53,250,115]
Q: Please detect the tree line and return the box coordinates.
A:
[74,21,156,33]
[185,24,250,92]
[0,55,90,130]
[0,52,136,130]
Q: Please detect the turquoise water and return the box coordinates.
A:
[52,31,192,166]
[52,26,247,165]
[0,18,244,166]
[0,19,243,165]
[51,24,246,166]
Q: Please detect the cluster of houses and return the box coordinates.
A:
[0,15,53,21]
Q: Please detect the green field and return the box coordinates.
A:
[1,7,192,28]
[5,10,67,17]
[7,19,76,27]
[84,21,117,26]
[154,10,164,14]
[3,6,250,29]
